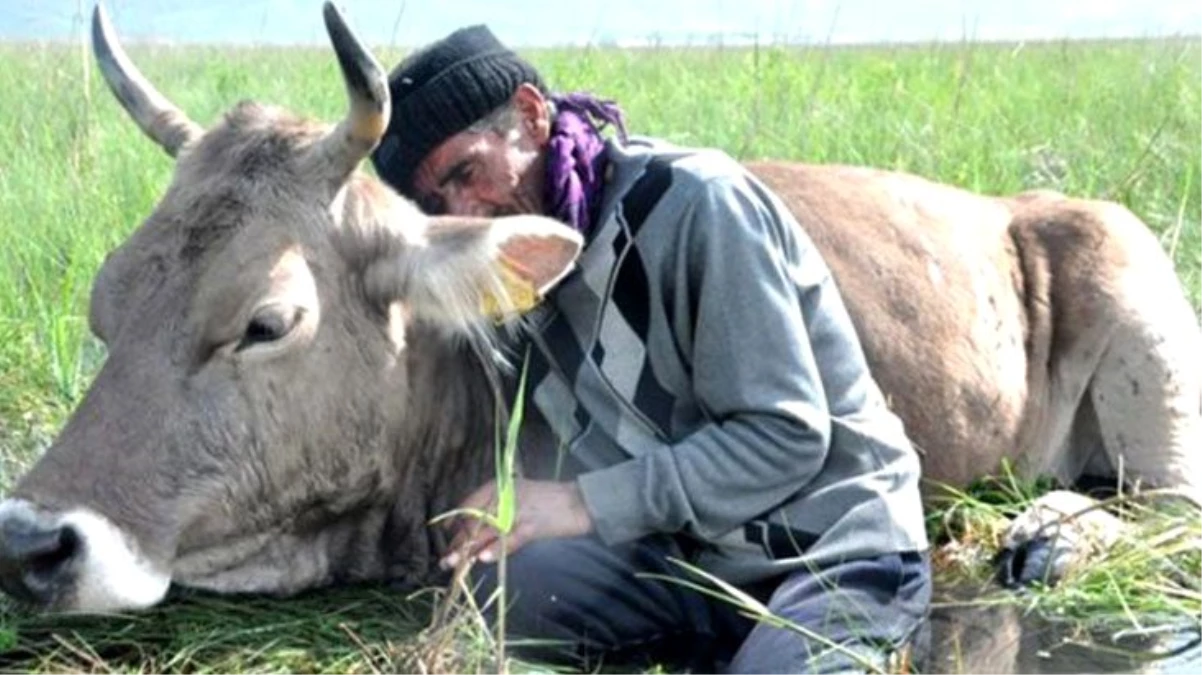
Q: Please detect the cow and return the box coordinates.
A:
[0,2,1198,614]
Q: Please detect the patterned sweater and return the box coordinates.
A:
[513,137,929,584]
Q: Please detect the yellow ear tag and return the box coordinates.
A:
[481,259,541,320]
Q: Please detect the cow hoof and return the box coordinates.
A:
[995,534,1070,588]
[994,490,1123,589]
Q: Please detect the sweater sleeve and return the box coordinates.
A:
[577,170,845,545]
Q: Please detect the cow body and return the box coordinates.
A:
[0,4,1198,613]
[751,162,1200,497]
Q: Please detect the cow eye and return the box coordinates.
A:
[235,306,303,352]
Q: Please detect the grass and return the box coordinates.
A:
[0,31,1199,673]
[0,586,435,673]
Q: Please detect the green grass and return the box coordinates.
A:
[0,34,1199,673]
[0,586,432,673]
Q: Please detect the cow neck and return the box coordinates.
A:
[384,329,504,575]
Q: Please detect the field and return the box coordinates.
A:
[0,33,1200,673]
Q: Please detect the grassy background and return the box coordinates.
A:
[0,35,1199,672]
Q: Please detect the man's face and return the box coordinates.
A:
[411,85,550,218]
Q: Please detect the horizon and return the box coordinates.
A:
[2,0,1200,50]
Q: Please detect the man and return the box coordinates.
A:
[371,25,931,674]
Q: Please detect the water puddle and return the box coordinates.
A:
[927,585,1201,674]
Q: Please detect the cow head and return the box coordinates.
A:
[0,3,582,613]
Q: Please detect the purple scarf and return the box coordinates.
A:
[544,93,628,237]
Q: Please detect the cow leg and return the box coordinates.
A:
[991,376,1119,588]
[997,201,1201,587]
[1087,299,1201,495]
[995,220,1202,583]
[1009,302,1202,586]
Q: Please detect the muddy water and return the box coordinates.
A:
[927,586,1201,674]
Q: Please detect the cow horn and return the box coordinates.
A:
[309,1,392,188]
[91,3,202,157]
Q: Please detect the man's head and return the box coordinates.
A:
[372,26,553,218]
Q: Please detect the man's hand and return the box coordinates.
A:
[439,478,593,570]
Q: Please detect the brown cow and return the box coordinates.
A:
[0,3,1197,613]
[0,4,581,612]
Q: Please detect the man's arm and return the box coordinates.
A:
[578,170,844,544]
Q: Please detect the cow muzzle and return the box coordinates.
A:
[0,499,170,612]
[0,505,80,605]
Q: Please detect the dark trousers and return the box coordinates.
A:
[469,534,932,673]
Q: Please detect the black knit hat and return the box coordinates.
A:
[370,25,546,198]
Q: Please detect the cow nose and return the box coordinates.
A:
[0,514,81,605]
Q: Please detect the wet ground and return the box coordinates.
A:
[927,585,1201,674]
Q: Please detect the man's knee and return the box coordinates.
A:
[726,552,932,674]
[462,537,612,665]
[468,537,598,612]
[463,535,727,667]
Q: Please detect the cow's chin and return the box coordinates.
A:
[171,530,334,597]
[169,509,392,598]
[0,500,172,614]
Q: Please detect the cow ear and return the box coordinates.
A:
[364,215,583,333]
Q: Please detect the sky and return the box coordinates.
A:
[0,0,1199,48]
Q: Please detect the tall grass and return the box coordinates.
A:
[0,34,1199,673]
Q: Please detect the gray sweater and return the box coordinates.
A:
[515,137,928,584]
